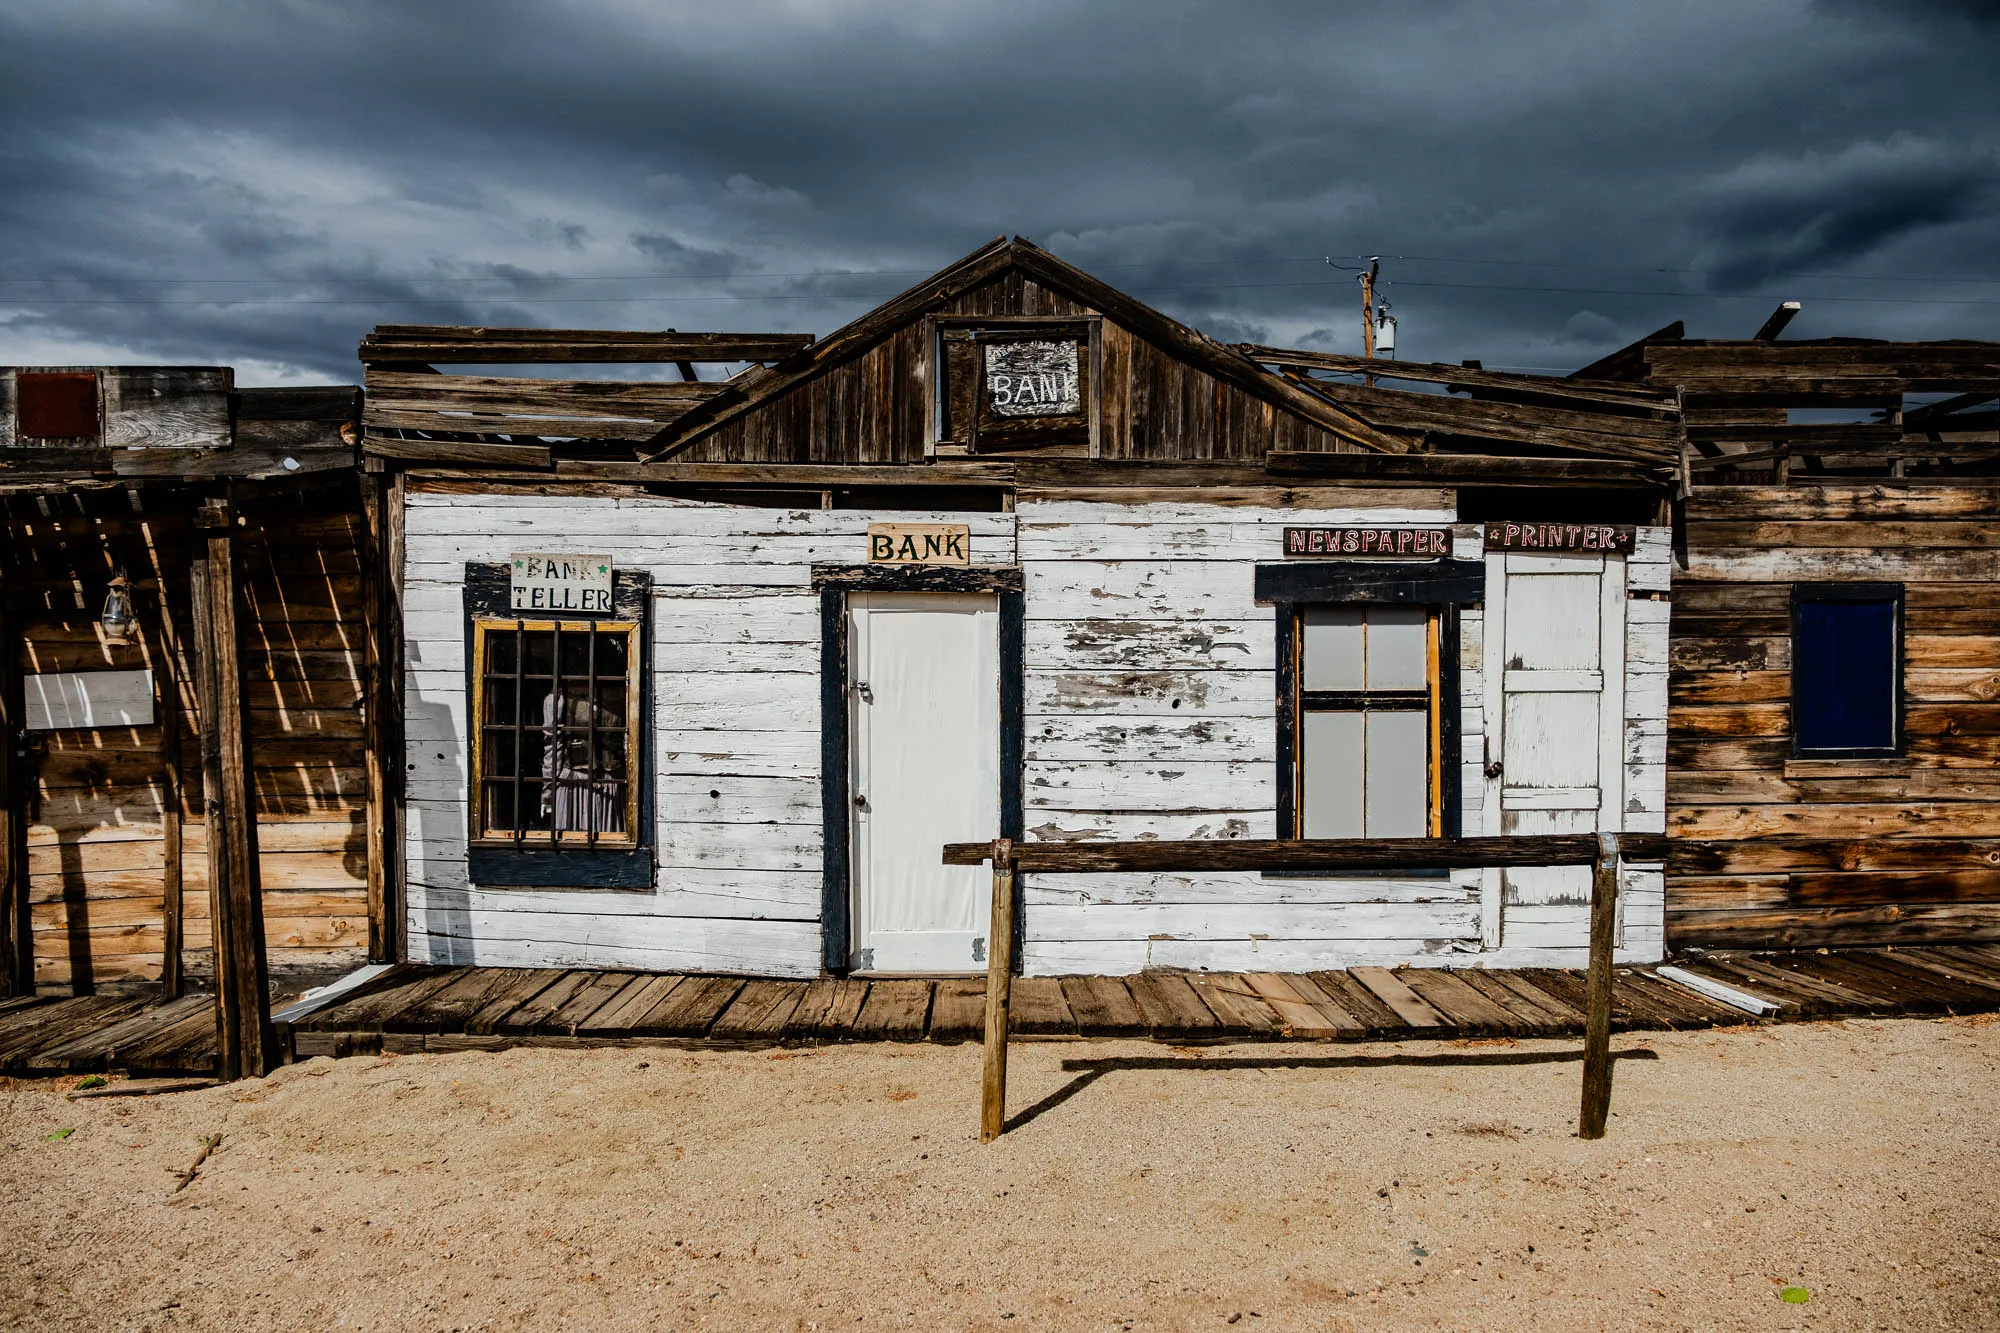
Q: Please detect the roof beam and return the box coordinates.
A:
[1753,301,1802,342]
[357,328,814,365]
[1569,320,1686,382]
[1267,449,1674,489]
[1238,345,1676,413]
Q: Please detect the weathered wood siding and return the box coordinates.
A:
[1019,503,1670,973]
[399,488,1017,976]
[677,274,1357,466]
[401,488,1671,976]
[1668,483,2000,948]
[1017,496,1469,973]
[8,484,372,992]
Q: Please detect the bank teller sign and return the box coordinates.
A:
[510,553,614,613]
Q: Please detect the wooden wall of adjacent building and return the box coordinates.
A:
[6,480,373,992]
[1667,482,2000,949]
[678,271,1359,466]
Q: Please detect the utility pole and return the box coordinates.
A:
[1360,257,1380,386]
[1360,253,1376,358]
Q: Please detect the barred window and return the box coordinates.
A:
[470,619,641,849]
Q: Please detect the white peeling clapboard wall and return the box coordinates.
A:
[400,490,1670,978]
[1017,497,1483,975]
[401,492,1016,977]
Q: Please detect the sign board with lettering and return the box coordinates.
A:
[983,341,1080,418]
[1284,526,1453,559]
[510,553,614,613]
[867,523,971,566]
[1482,522,1635,553]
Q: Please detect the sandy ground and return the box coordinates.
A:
[2,1017,1997,1332]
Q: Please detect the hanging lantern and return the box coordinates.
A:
[100,570,134,646]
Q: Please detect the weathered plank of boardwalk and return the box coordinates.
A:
[2,947,1996,1075]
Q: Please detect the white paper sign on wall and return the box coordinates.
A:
[24,668,155,730]
[510,553,614,613]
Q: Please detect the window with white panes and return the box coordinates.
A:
[1294,605,1444,838]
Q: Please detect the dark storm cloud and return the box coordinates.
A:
[0,0,1993,383]
[1692,137,2000,292]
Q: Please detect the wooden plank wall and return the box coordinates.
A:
[5,482,372,992]
[400,487,1680,976]
[1668,483,2000,948]
[399,487,1017,976]
[1015,493,1484,974]
[1011,502,1673,973]
[678,274,1357,466]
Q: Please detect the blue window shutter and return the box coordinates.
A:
[1792,591,1901,755]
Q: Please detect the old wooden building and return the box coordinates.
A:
[361,237,1679,979]
[0,368,374,1003]
[1574,322,2000,950]
[13,247,1993,1026]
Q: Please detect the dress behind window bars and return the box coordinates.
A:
[539,691,626,834]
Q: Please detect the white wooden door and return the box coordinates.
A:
[848,592,1001,973]
[1481,554,1625,948]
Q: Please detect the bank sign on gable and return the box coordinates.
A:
[984,340,1080,418]
[510,553,614,613]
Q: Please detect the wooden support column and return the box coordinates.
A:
[157,595,185,1002]
[0,601,26,999]
[1578,832,1621,1139]
[980,836,1016,1143]
[191,497,274,1079]
[361,470,405,962]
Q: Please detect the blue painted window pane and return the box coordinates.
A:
[1794,599,1897,752]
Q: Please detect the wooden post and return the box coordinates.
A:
[0,601,26,999]
[1578,831,1620,1139]
[980,836,1015,1143]
[360,471,402,963]
[191,500,274,1080]
[384,471,407,961]
[157,595,185,1002]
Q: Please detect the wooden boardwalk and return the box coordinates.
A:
[6,945,2000,1076]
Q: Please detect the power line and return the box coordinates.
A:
[4,276,1998,308]
[1388,253,2000,287]
[1,252,1997,288]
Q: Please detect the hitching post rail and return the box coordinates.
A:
[943,832,1655,1143]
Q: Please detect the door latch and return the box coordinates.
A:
[1484,760,1504,780]
[853,793,868,811]
[854,680,874,703]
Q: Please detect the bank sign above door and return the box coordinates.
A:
[867,523,971,566]
[510,552,614,613]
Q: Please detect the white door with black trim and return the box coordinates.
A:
[1481,552,1626,948]
[848,592,1000,973]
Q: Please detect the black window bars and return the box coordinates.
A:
[478,619,632,850]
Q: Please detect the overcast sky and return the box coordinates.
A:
[1,0,1994,385]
